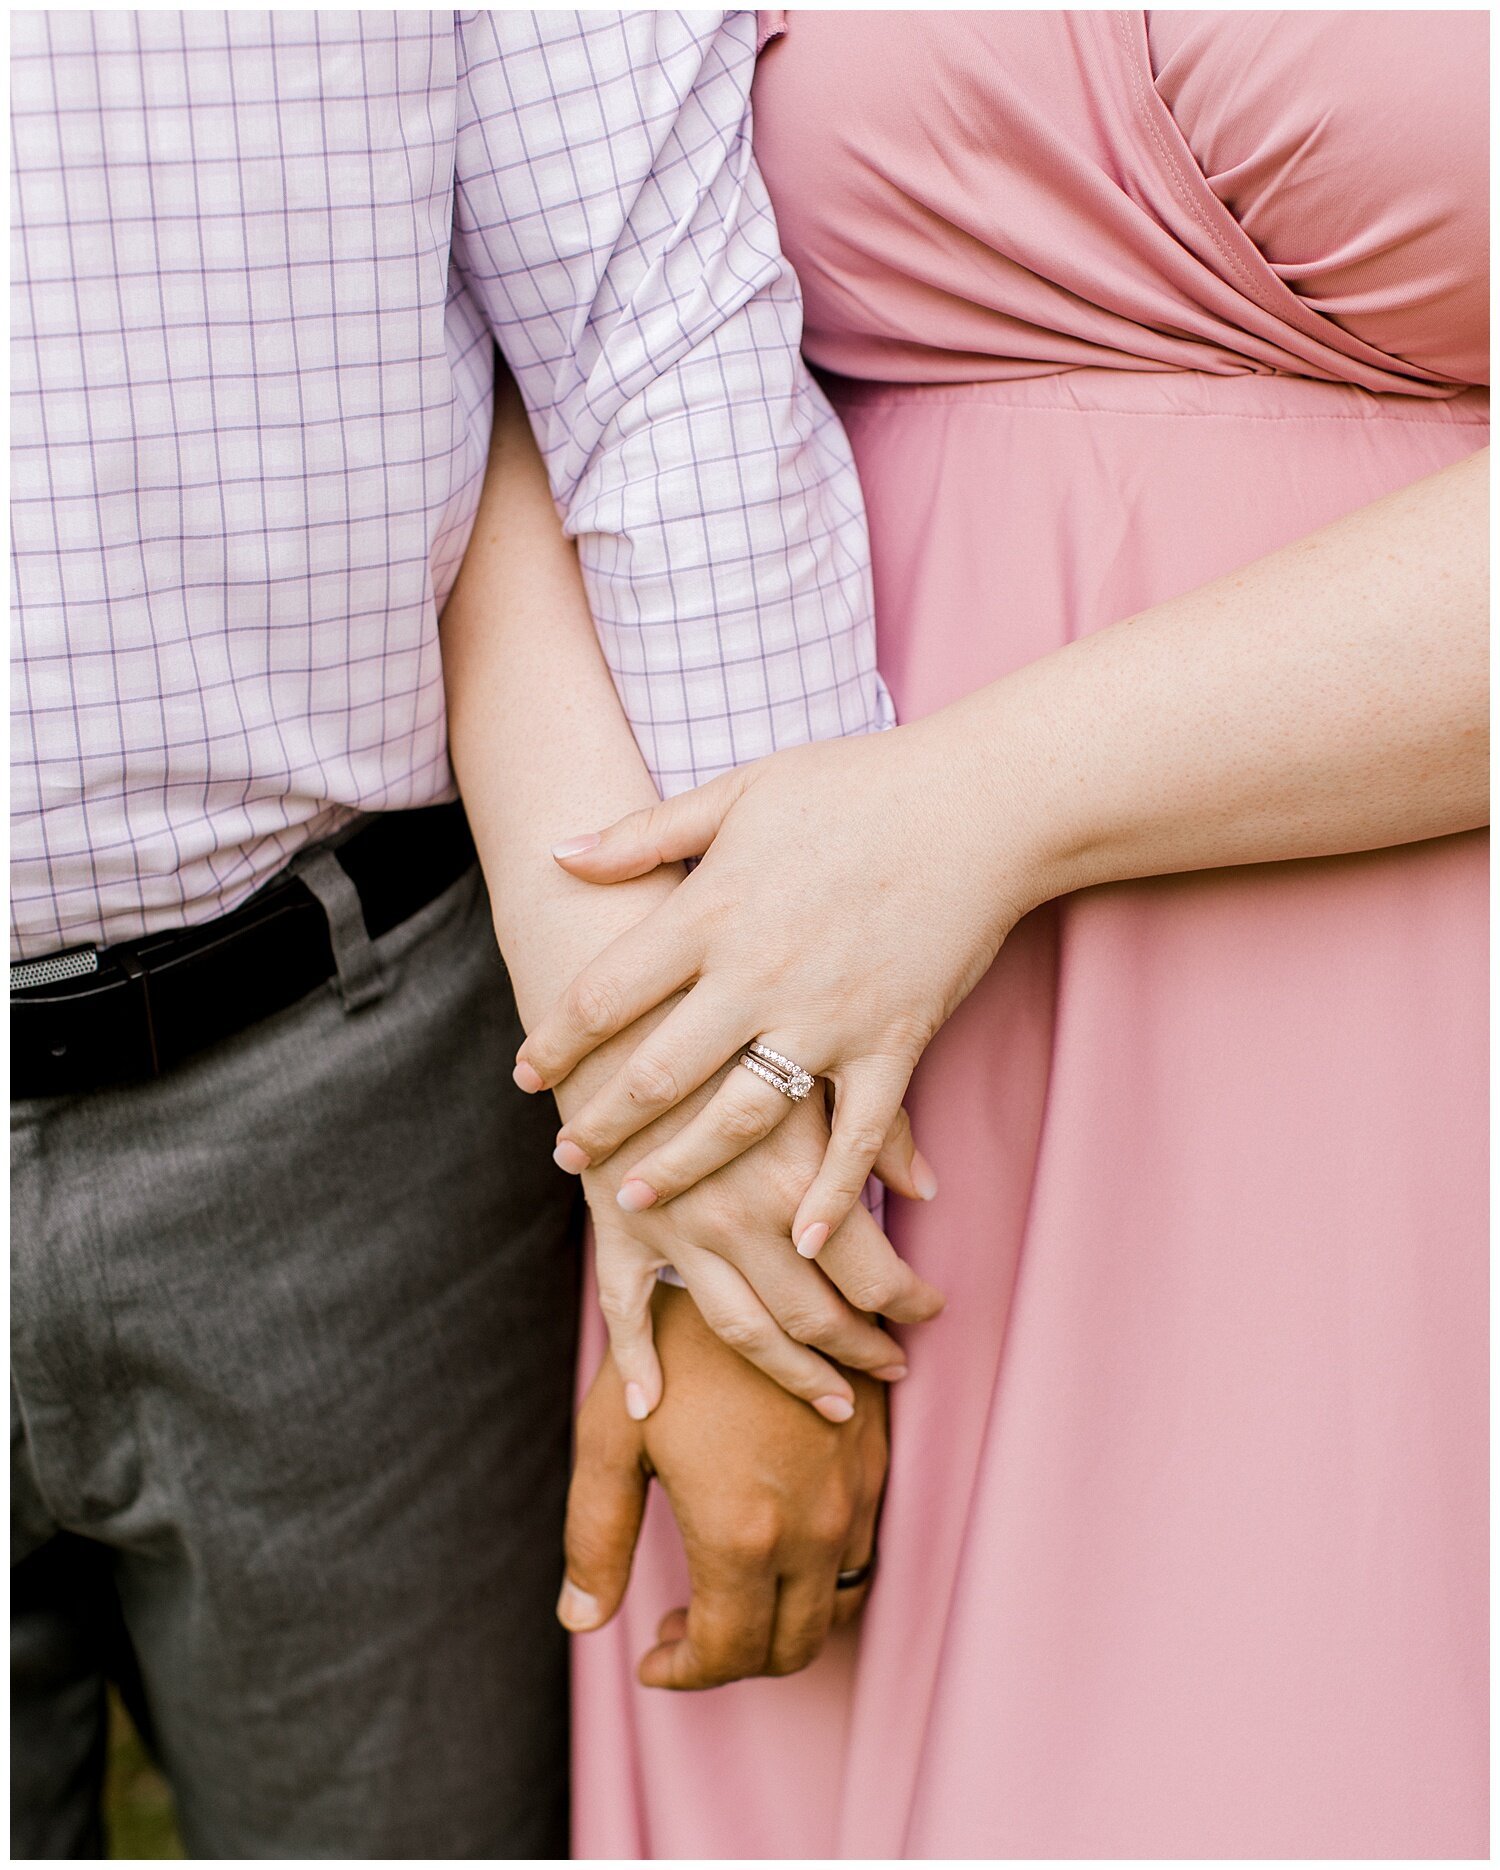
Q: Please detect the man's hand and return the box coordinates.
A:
[558,1284,887,1689]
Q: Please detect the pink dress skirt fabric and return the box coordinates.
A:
[573,12,1488,1858]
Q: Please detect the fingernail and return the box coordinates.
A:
[513,1060,545,1094]
[794,1221,830,1258]
[552,833,601,860]
[911,1149,939,1201]
[624,1381,650,1421]
[616,1178,658,1213]
[813,1394,855,1423]
[553,1138,590,1174]
[871,1364,908,1382]
[556,1581,602,1631]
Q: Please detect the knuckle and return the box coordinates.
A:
[522,1033,558,1075]
[846,1267,901,1314]
[625,1053,680,1110]
[781,1298,845,1349]
[721,1509,782,1563]
[563,1519,615,1581]
[692,887,734,941]
[710,1308,770,1357]
[884,1287,938,1327]
[806,1496,855,1552]
[719,1096,776,1145]
[837,1120,890,1167]
[565,973,623,1039]
[884,1010,936,1058]
[638,809,672,861]
[564,1115,603,1157]
[725,1630,772,1672]
[596,1285,642,1332]
[767,1643,820,1678]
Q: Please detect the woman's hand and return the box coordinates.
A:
[559,1282,887,1689]
[517,717,1041,1254]
[582,1057,945,1422]
[517,449,1486,1265]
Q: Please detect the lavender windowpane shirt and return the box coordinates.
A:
[10,9,891,962]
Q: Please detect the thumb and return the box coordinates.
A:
[550,769,747,881]
[871,1105,939,1205]
[559,1386,649,1633]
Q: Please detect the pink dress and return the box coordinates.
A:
[574,12,1488,1858]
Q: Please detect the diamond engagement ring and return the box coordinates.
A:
[738,1040,816,1102]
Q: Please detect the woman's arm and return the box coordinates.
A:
[438,369,939,1413]
[518,447,1488,1243]
[993,445,1487,895]
[441,395,679,1038]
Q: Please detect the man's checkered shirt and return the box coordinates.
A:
[11,9,891,960]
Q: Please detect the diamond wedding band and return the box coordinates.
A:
[738,1039,815,1102]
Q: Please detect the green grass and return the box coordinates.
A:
[105,1692,184,1860]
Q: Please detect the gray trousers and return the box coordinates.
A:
[11,859,581,1858]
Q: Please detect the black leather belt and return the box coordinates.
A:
[11,803,477,1100]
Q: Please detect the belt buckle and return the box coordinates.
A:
[10,944,162,1094]
[10,946,100,995]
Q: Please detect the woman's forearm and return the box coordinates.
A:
[517,443,1485,1233]
[439,371,680,1080]
[973,447,1488,911]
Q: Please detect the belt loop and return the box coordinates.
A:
[291,848,389,1014]
[116,952,161,1076]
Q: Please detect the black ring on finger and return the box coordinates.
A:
[835,1555,876,1591]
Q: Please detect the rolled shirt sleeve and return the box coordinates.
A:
[450,8,893,795]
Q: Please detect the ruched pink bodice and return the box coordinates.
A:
[575,14,1487,1859]
[757,9,1485,391]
